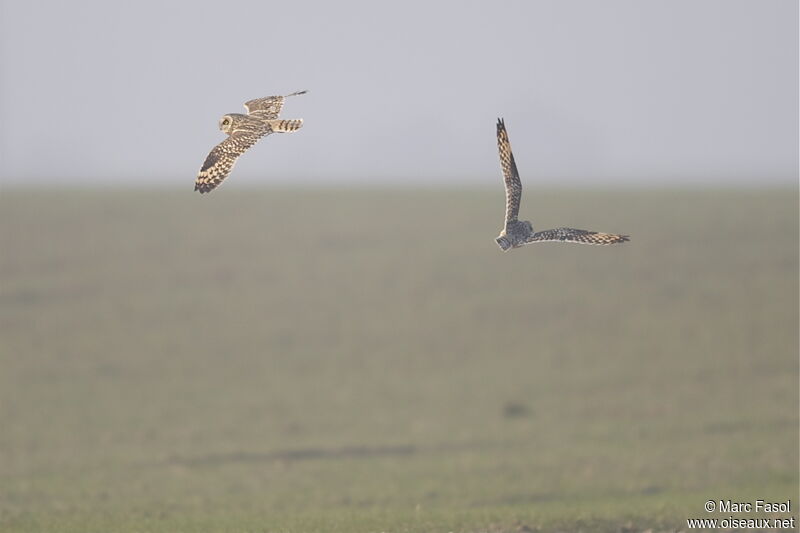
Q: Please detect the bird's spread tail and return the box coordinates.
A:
[495,235,513,251]
[267,119,303,133]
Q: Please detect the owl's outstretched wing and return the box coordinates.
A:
[525,228,629,245]
[195,130,269,194]
[244,90,307,120]
[497,118,522,225]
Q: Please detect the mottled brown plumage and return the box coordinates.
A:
[494,118,629,251]
[195,91,307,194]
[497,118,522,224]
[243,90,307,120]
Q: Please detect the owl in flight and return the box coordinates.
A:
[494,118,629,251]
[195,91,307,193]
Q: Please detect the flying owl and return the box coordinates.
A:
[195,91,307,194]
[494,118,629,251]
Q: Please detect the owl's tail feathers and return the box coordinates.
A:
[267,119,303,133]
[496,235,513,252]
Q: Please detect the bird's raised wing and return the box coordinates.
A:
[525,227,629,245]
[244,90,307,120]
[195,129,269,194]
[497,118,522,225]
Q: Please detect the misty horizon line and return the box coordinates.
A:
[2,178,796,191]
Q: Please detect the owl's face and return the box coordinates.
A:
[219,114,235,134]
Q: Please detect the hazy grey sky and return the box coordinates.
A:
[0,0,797,187]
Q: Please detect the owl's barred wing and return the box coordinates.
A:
[525,228,630,245]
[497,118,522,224]
[244,96,284,120]
[244,90,307,120]
[195,130,269,194]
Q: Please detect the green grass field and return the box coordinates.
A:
[0,188,797,532]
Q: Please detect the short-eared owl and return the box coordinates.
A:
[494,118,629,251]
[195,91,307,194]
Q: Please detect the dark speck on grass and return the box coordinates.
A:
[503,402,532,418]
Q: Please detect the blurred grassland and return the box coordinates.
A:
[0,188,797,532]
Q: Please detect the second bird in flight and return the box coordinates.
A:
[494,118,629,251]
